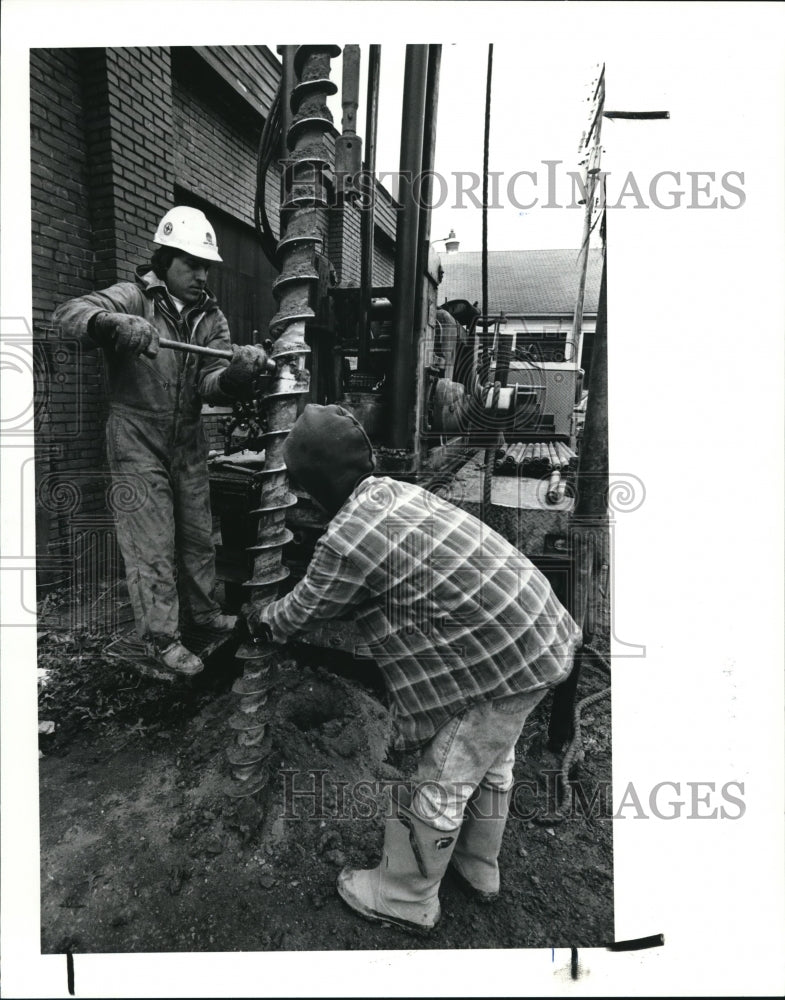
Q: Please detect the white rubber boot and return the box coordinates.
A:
[450,784,511,902]
[337,792,460,934]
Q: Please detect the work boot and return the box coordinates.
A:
[155,640,204,677]
[337,790,459,934]
[450,783,511,902]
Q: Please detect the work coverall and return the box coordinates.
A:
[53,267,234,645]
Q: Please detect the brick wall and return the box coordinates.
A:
[173,68,259,229]
[327,192,395,288]
[83,47,175,285]
[31,48,108,564]
[32,47,178,571]
[30,49,94,321]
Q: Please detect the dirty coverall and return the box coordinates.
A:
[53,267,234,646]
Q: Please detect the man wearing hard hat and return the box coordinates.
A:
[54,206,270,678]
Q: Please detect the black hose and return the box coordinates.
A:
[254,85,282,268]
[553,643,611,815]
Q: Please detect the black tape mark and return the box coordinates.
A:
[571,947,579,980]
[608,932,665,952]
[66,950,75,995]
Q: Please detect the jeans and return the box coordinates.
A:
[411,688,548,831]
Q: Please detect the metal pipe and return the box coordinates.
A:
[546,468,563,504]
[574,246,608,521]
[335,45,362,203]
[358,44,381,373]
[340,45,360,134]
[572,67,604,364]
[603,110,669,120]
[548,241,608,752]
[160,338,232,360]
[413,44,442,324]
[495,331,512,387]
[277,46,296,164]
[481,45,493,362]
[387,44,429,450]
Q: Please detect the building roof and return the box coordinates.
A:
[437,248,602,317]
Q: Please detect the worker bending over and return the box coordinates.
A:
[246,404,580,934]
[54,206,270,678]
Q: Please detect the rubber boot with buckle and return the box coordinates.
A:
[450,783,511,902]
[337,789,460,934]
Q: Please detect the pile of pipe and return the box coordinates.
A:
[494,440,577,477]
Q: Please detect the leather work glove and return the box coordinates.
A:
[94,312,160,358]
[218,344,272,399]
[239,602,274,645]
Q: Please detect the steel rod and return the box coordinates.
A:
[159,338,232,360]
[358,44,381,373]
[387,44,429,450]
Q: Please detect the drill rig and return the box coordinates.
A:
[203,45,606,798]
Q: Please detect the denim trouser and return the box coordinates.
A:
[411,688,548,831]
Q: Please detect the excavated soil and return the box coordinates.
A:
[37,601,613,956]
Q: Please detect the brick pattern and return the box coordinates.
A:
[96,47,175,283]
[328,199,395,288]
[30,48,94,321]
[173,74,260,229]
[32,48,178,565]
[31,49,109,561]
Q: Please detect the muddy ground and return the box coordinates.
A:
[37,592,614,956]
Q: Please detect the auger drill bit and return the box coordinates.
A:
[224,45,340,798]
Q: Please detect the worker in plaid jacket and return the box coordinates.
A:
[246,403,580,934]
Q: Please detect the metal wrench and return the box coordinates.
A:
[158,338,275,372]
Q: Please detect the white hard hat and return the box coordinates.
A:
[153,206,222,262]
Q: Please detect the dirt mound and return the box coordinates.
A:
[38,619,613,954]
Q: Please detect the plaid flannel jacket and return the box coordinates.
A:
[261,476,581,748]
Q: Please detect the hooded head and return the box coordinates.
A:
[283,404,375,517]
